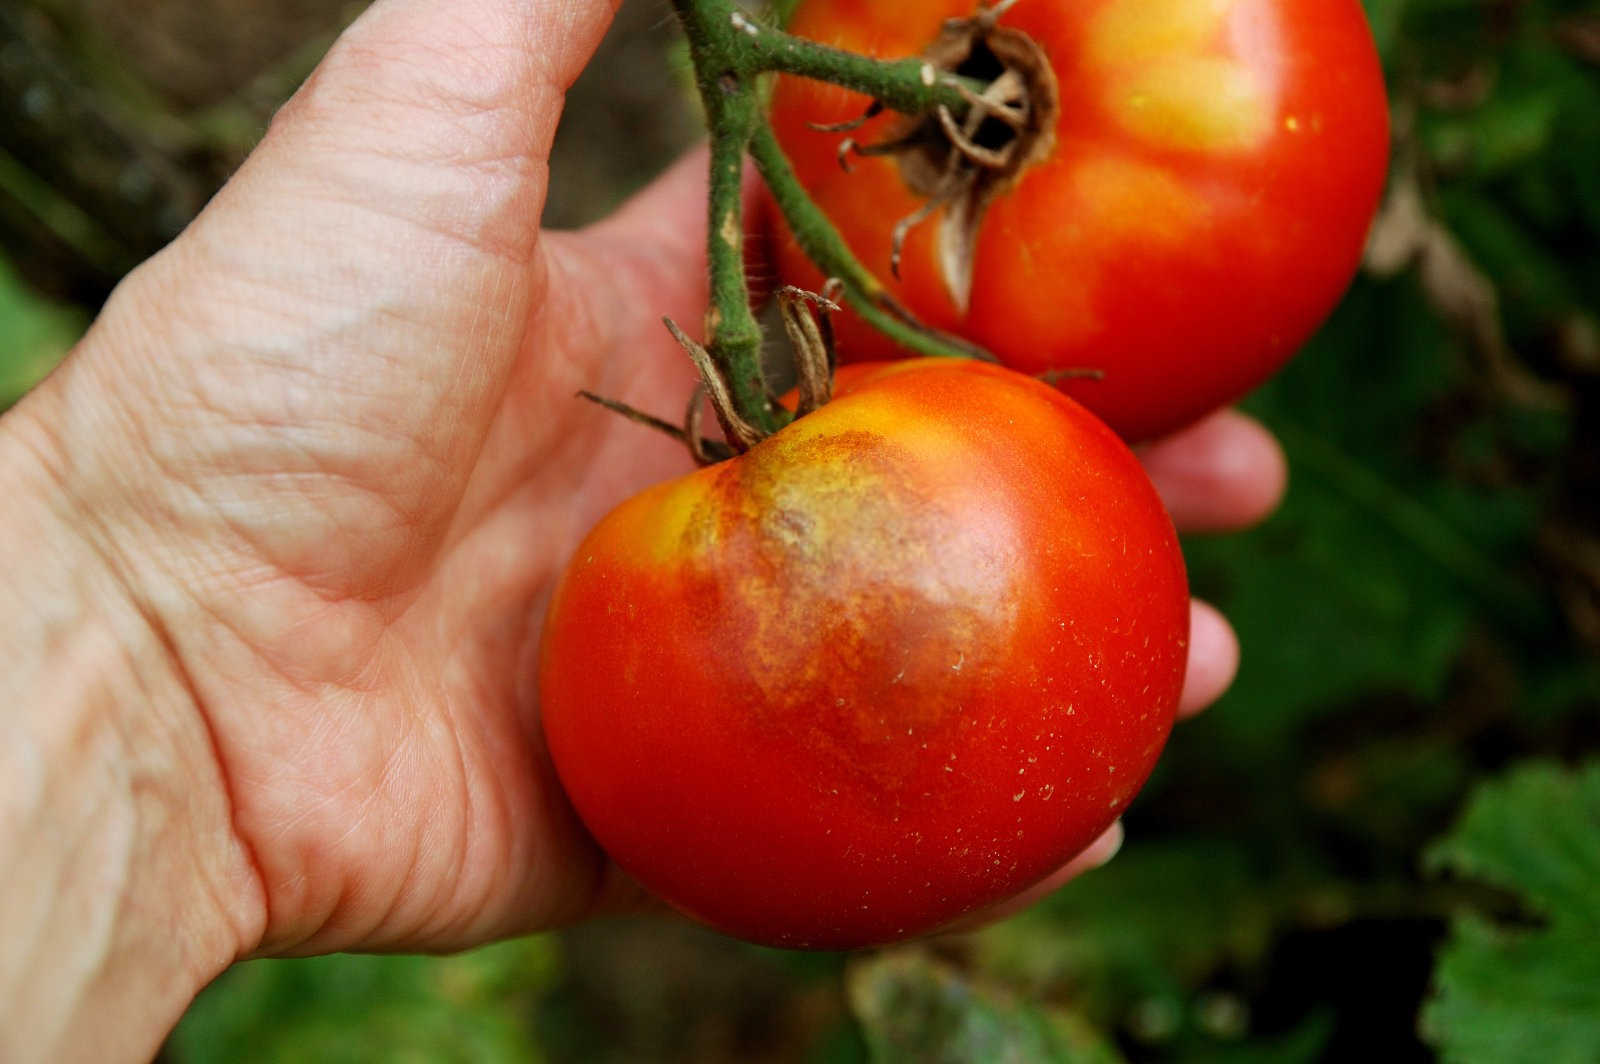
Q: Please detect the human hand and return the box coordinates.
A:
[5,0,1284,981]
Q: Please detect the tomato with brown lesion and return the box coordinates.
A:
[539,359,1188,948]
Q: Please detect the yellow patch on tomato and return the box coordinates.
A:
[615,473,718,566]
[1110,56,1272,153]
[1087,0,1273,154]
[1086,0,1234,68]
[1071,155,1209,246]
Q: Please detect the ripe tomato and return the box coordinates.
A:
[540,359,1189,948]
[765,0,1390,442]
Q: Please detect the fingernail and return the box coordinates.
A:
[1086,820,1125,867]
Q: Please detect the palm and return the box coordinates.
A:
[109,5,712,953]
[216,249,706,954]
[203,231,710,956]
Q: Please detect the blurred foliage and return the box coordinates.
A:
[1,0,1597,1061]
[0,252,83,409]
[847,950,1123,1063]
[172,938,559,1063]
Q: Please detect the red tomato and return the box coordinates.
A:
[540,360,1189,948]
[766,0,1390,442]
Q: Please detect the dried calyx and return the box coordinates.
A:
[833,4,1058,313]
[583,285,845,465]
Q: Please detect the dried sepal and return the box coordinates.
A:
[882,18,1058,313]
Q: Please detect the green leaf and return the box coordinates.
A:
[847,949,1124,1064]
[1425,760,1600,931]
[1421,761,1600,1064]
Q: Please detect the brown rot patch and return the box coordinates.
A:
[683,429,1018,796]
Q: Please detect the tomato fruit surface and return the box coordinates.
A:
[539,360,1189,949]
[766,0,1390,442]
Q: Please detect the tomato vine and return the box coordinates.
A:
[664,0,1017,445]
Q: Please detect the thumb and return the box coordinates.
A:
[230,0,622,229]
[30,0,632,594]
[53,0,629,534]
[97,0,627,409]
[161,0,624,322]
[250,0,625,226]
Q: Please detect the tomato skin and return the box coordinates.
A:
[539,360,1188,948]
[766,0,1390,442]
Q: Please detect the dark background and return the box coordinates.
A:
[2,1,1596,1060]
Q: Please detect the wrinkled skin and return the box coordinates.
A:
[541,361,1190,948]
[768,0,1390,441]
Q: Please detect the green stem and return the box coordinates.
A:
[705,118,775,432]
[736,15,974,114]
[748,121,990,362]
[670,0,991,434]
[745,121,883,302]
[673,0,782,435]
[677,0,970,102]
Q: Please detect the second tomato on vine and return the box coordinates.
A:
[765,0,1390,442]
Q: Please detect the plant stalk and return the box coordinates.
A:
[668,0,995,438]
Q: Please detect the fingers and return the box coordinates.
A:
[938,822,1124,933]
[1140,409,1287,533]
[940,597,1239,933]
[1180,599,1239,719]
